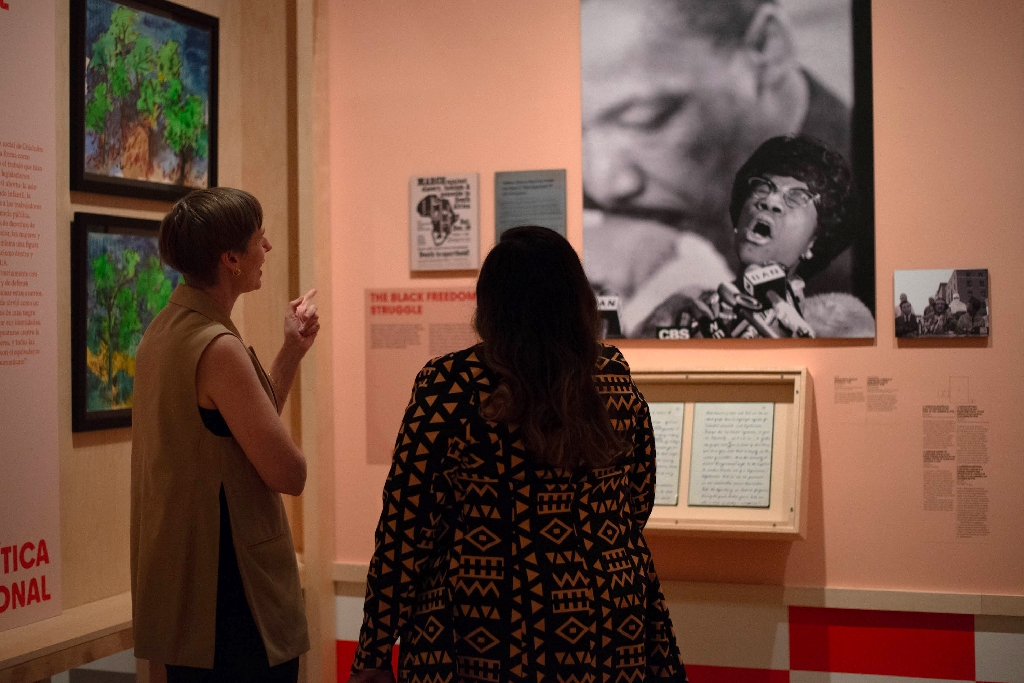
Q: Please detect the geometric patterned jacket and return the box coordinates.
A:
[352,344,688,682]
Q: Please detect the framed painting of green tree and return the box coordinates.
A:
[71,0,218,201]
[72,213,182,431]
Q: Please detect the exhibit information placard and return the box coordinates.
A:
[494,169,566,238]
[409,174,479,271]
[0,0,63,631]
[689,402,775,508]
[649,402,684,506]
[365,288,479,464]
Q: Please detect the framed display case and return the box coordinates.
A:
[635,368,811,537]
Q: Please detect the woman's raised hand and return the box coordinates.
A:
[285,288,320,352]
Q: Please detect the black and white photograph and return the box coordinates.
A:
[581,0,874,339]
[893,269,990,339]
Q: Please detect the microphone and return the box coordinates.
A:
[596,295,622,338]
[742,263,788,306]
[717,280,762,312]
[717,281,779,338]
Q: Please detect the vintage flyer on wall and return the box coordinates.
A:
[409,173,479,271]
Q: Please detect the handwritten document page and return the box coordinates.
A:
[689,402,775,508]
[649,402,685,506]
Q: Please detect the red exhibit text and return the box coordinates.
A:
[368,290,475,315]
[370,304,422,315]
[426,291,474,302]
[0,539,53,613]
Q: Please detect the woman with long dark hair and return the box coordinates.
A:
[350,226,687,682]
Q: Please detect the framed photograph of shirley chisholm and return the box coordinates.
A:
[582,0,875,340]
[70,0,218,201]
[72,213,182,431]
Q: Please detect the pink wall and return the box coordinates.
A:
[327,0,1024,595]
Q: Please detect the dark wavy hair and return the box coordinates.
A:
[159,187,263,287]
[729,135,856,278]
[474,226,623,470]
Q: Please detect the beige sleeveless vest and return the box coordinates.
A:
[130,285,308,667]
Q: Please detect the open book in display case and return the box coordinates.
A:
[634,369,811,538]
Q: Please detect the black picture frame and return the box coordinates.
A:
[70,0,219,202]
[72,212,181,431]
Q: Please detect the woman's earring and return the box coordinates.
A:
[802,246,814,260]
[233,268,241,276]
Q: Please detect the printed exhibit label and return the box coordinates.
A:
[0,0,62,631]
[365,288,478,464]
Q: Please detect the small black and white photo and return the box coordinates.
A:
[581,0,874,339]
[894,269,990,339]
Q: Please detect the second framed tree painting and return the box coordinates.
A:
[71,213,182,431]
[70,0,219,201]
